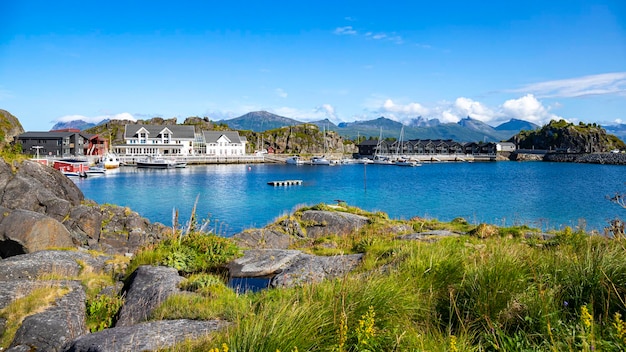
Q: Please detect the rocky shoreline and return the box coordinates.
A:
[543,152,626,165]
[511,151,626,165]
[1,159,464,351]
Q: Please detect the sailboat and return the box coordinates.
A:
[394,126,421,167]
[310,126,330,165]
[372,127,393,165]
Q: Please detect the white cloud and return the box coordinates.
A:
[367,95,560,126]
[452,97,497,122]
[275,88,288,98]
[366,99,429,124]
[334,26,357,35]
[513,72,626,98]
[501,94,562,124]
[55,112,136,124]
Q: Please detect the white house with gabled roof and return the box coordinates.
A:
[203,131,247,156]
[114,124,197,156]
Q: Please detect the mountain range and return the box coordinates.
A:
[50,110,625,143]
[216,111,540,142]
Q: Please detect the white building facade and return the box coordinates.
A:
[112,124,248,157]
[203,131,247,156]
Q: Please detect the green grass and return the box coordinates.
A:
[118,204,626,351]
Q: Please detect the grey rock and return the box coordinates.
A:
[0,250,112,281]
[6,345,32,352]
[227,249,301,277]
[9,281,88,352]
[300,210,368,238]
[271,253,364,288]
[0,281,54,310]
[280,218,306,238]
[115,266,184,327]
[62,319,229,352]
[395,230,461,241]
[0,160,83,221]
[0,207,75,258]
[231,228,292,249]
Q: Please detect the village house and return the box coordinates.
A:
[16,129,92,157]
[202,131,247,156]
[113,124,196,156]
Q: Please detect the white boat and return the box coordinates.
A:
[85,166,107,175]
[310,156,331,165]
[372,155,394,165]
[395,158,422,167]
[136,155,186,169]
[102,152,120,169]
[285,155,305,165]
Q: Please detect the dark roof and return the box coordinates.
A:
[18,131,89,139]
[357,139,381,147]
[203,131,245,144]
[124,124,195,139]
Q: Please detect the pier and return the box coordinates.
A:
[267,180,303,186]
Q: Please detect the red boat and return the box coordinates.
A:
[53,159,89,178]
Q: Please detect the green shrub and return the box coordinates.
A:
[86,294,124,332]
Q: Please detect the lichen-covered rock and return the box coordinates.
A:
[115,266,184,327]
[0,159,83,220]
[227,249,301,277]
[0,250,112,281]
[62,319,229,352]
[8,281,87,352]
[231,228,292,249]
[469,223,499,239]
[395,230,462,241]
[271,253,364,288]
[300,210,368,238]
[0,207,74,258]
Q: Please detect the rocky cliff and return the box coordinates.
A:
[511,119,625,153]
[0,110,24,150]
[0,159,170,257]
[242,124,357,155]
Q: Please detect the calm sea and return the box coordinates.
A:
[73,161,626,236]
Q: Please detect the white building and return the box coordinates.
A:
[496,142,516,152]
[203,131,247,156]
[115,124,196,156]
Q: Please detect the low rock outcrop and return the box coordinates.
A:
[9,281,87,352]
[62,319,229,352]
[115,266,184,327]
[271,253,363,288]
[300,210,369,238]
[228,249,364,288]
[231,228,293,249]
[0,250,111,281]
[0,208,74,257]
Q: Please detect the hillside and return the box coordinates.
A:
[0,109,24,149]
[511,119,625,152]
[218,111,301,131]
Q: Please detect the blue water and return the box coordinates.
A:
[73,162,626,236]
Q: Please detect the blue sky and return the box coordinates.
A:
[1,0,625,131]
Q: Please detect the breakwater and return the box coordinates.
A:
[544,152,626,165]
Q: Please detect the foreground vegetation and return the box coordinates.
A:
[133,204,626,351]
[4,202,626,351]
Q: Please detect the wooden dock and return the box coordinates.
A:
[267,180,303,186]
